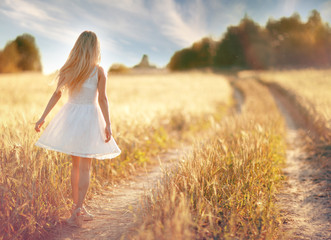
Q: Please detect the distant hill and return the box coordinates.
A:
[133,54,156,69]
[109,55,168,74]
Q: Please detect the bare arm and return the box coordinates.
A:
[97,66,112,142]
[35,89,62,132]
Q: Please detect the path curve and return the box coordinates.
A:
[267,85,331,239]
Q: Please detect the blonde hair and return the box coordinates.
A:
[56,31,100,93]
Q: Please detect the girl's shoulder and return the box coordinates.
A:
[96,65,105,75]
[96,65,106,80]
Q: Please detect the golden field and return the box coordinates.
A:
[0,72,232,239]
[255,69,331,143]
[2,69,329,239]
[132,78,286,239]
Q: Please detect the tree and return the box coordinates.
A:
[108,63,130,74]
[214,26,246,67]
[266,10,331,67]
[0,41,20,73]
[168,37,215,70]
[168,10,331,70]
[0,33,42,73]
[215,17,271,69]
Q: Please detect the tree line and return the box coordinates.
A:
[168,10,331,70]
[0,34,42,73]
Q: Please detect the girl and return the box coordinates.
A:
[35,31,121,227]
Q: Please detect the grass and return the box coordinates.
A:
[253,69,331,143]
[0,72,232,239]
[131,78,286,239]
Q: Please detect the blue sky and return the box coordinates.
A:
[1,0,331,74]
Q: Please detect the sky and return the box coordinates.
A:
[1,0,331,74]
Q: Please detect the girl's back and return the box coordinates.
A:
[68,66,98,105]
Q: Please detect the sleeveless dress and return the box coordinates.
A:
[35,66,121,160]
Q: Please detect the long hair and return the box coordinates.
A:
[56,31,100,93]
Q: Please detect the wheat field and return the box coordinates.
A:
[0,72,232,239]
[132,78,287,239]
[256,69,331,143]
[131,69,331,239]
[2,69,329,239]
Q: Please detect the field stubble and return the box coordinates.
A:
[132,78,287,239]
[0,72,232,239]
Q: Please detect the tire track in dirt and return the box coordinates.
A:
[267,85,331,239]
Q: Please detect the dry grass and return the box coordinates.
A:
[0,72,231,239]
[132,79,286,239]
[253,69,331,143]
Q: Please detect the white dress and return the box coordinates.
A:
[35,66,121,160]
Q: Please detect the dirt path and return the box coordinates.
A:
[47,147,191,240]
[267,86,331,239]
[45,85,244,240]
[45,80,330,239]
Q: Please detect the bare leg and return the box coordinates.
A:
[66,156,86,227]
[71,156,80,205]
[71,155,80,205]
[76,157,92,208]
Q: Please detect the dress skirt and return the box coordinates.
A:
[35,102,121,160]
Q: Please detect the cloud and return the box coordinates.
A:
[1,0,56,21]
[221,2,246,25]
[150,0,208,47]
[0,0,78,44]
[0,0,212,50]
[194,0,247,39]
[281,0,300,16]
[87,0,148,17]
[0,0,121,51]
[320,0,331,22]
